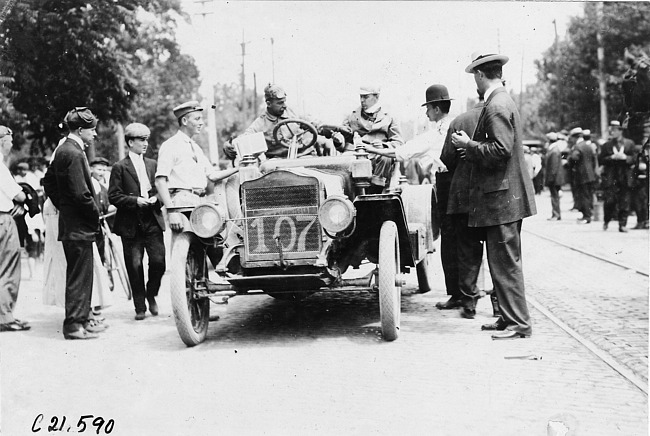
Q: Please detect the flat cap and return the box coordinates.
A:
[173,101,203,119]
[359,85,381,95]
[569,127,583,137]
[610,120,623,129]
[17,162,29,170]
[582,129,591,136]
[546,132,558,141]
[465,51,509,74]
[65,107,98,130]
[90,157,110,167]
[264,84,286,100]
[124,122,151,139]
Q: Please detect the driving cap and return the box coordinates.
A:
[173,101,203,119]
[422,84,453,106]
[465,51,510,74]
[569,127,583,137]
[610,120,623,129]
[546,132,558,141]
[17,162,29,170]
[0,126,12,137]
[264,84,286,100]
[90,157,110,167]
[582,129,591,137]
[124,122,151,139]
[64,107,98,130]
[359,85,381,95]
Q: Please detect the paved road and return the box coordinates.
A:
[1,191,647,436]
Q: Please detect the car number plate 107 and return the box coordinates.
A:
[245,214,321,257]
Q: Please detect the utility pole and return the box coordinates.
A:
[270,37,276,83]
[240,29,247,124]
[253,73,258,116]
[596,2,608,138]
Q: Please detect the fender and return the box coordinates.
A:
[352,193,414,268]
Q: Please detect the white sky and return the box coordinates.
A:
[177,1,583,132]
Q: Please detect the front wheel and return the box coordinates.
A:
[170,232,210,346]
[378,221,401,341]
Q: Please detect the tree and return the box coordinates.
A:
[0,0,201,160]
[535,2,650,135]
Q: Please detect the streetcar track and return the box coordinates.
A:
[524,228,649,277]
[522,228,648,394]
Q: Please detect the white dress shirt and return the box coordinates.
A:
[129,151,151,198]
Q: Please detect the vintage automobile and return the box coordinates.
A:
[167,119,439,346]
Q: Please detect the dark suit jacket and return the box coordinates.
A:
[569,140,597,185]
[544,143,565,187]
[42,137,100,241]
[462,87,537,227]
[599,138,636,188]
[108,155,165,238]
[442,102,484,215]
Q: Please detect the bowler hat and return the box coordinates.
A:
[173,101,203,120]
[264,84,286,100]
[65,107,98,130]
[359,85,381,95]
[421,84,453,106]
[465,51,509,74]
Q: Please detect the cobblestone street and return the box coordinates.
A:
[1,190,647,436]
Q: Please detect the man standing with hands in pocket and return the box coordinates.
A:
[109,123,166,320]
[451,51,536,340]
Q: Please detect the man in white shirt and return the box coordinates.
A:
[0,126,29,332]
[155,100,236,232]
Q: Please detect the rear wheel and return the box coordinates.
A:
[170,232,210,346]
[378,221,401,341]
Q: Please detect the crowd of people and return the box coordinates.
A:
[1,49,647,341]
[541,122,649,232]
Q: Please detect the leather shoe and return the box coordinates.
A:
[147,298,159,316]
[619,226,628,233]
[84,319,107,333]
[603,222,608,230]
[435,297,462,310]
[459,307,476,319]
[64,328,99,340]
[481,322,506,331]
[135,312,146,321]
[0,321,31,332]
[577,218,591,224]
[491,330,530,340]
[547,216,561,221]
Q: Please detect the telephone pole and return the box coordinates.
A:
[240,30,247,124]
[596,2,608,138]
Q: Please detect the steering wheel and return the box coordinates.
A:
[272,119,319,156]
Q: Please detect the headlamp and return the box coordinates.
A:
[318,195,355,234]
[189,203,225,238]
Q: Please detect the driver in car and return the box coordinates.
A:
[223,84,330,160]
[333,86,404,193]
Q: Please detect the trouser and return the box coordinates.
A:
[122,221,166,314]
[369,155,395,188]
[576,182,595,220]
[62,240,93,334]
[455,213,484,310]
[0,214,21,324]
[548,185,562,218]
[458,219,532,335]
[630,182,649,225]
[603,185,630,227]
[439,213,459,298]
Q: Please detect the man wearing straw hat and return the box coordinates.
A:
[451,51,536,340]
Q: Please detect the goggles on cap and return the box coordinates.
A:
[71,107,96,125]
[0,126,13,138]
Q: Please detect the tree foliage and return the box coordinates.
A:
[535,2,650,135]
[0,0,201,159]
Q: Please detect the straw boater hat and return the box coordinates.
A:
[465,51,510,74]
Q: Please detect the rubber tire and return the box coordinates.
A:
[379,220,401,341]
[415,253,433,294]
[170,232,210,347]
